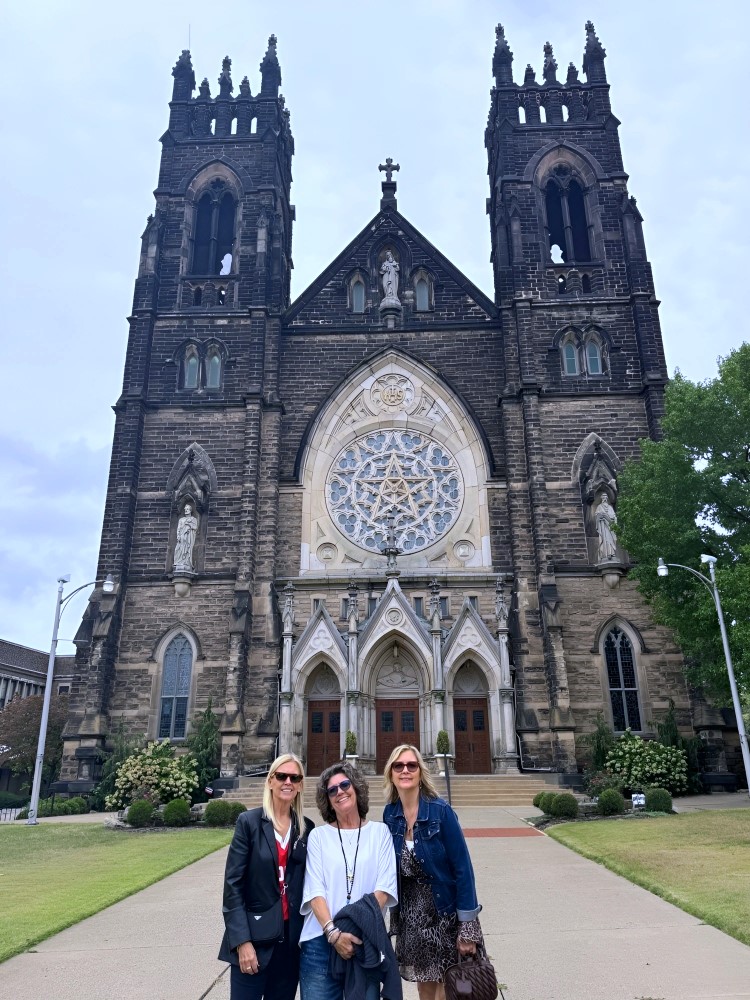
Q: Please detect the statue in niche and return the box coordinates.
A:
[594,493,618,562]
[174,503,199,571]
[380,250,400,301]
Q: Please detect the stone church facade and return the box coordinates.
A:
[62,23,717,787]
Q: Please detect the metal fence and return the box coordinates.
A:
[0,807,22,823]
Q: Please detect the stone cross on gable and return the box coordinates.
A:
[379,158,400,182]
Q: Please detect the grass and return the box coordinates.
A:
[0,823,233,963]
[548,809,750,946]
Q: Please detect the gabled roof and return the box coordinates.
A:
[284,206,497,328]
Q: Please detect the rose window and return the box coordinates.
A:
[326,430,463,552]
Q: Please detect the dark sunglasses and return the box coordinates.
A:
[326,778,353,797]
[392,761,419,773]
[273,771,303,784]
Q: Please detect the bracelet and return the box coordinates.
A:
[327,927,341,944]
[322,920,334,935]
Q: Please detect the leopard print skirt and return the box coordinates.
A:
[393,842,483,983]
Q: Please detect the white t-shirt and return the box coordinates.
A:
[300,820,398,943]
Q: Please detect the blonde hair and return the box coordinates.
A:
[263,753,306,833]
[382,744,439,805]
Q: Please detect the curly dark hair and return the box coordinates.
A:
[315,761,370,823]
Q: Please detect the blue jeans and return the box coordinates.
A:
[299,935,379,1000]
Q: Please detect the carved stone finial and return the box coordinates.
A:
[219,56,233,97]
[566,62,580,85]
[543,42,558,85]
[379,158,400,211]
[523,64,536,85]
[260,34,282,96]
[239,75,251,98]
[495,578,509,628]
[381,516,401,577]
[282,581,295,625]
[171,50,195,97]
[492,24,514,85]
[347,579,359,619]
[198,77,211,100]
[583,21,607,81]
[428,578,441,618]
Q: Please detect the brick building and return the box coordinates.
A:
[61,23,728,788]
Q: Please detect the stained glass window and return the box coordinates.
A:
[327,430,463,553]
[604,627,641,731]
[159,635,192,739]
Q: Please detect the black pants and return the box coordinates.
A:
[230,922,299,1000]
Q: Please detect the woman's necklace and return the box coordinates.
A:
[336,818,361,902]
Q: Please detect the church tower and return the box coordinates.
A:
[61,38,296,782]
[485,23,674,770]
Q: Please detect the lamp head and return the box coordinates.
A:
[58,574,71,584]
[700,554,717,566]
[656,558,668,578]
[102,574,115,594]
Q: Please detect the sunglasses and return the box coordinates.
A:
[326,778,353,797]
[273,771,303,784]
[392,761,419,773]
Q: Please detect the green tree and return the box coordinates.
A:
[617,344,750,702]
[185,699,220,803]
[89,719,141,811]
[0,694,69,794]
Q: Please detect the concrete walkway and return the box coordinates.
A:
[1,801,749,1000]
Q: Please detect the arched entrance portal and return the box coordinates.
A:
[374,642,421,771]
[306,663,342,775]
[453,661,491,774]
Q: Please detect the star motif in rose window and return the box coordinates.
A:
[358,452,432,524]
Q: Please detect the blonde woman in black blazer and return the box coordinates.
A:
[220,753,315,1000]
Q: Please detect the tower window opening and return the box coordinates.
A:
[219,253,232,276]
[562,341,579,376]
[351,278,365,313]
[581,274,592,294]
[545,184,567,261]
[216,193,236,272]
[415,276,430,311]
[561,103,569,122]
[183,351,200,389]
[251,117,258,134]
[217,287,226,306]
[230,117,237,135]
[545,177,591,263]
[586,340,603,375]
[209,118,215,135]
[206,351,222,389]
[518,104,526,124]
[191,189,237,276]
[193,287,203,306]
[539,104,547,124]
[557,273,567,294]
[568,180,591,262]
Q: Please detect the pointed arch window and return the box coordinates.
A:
[586,339,603,375]
[159,635,193,739]
[351,278,366,314]
[545,176,591,263]
[562,340,579,376]
[191,187,237,276]
[604,627,642,732]
[415,277,430,311]
[183,350,200,389]
[206,349,222,389]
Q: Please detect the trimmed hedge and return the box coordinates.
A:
[127,799,155,827]
[538,791,557,815]
[597,788,625,816]
[204,799,232,826]
[645,787,673,813]
[550,792,579,819]
[0,791,27,809]
[228,802,247,824]
[163,798,192,826]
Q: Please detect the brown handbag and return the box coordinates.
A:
[444,946,501,1000]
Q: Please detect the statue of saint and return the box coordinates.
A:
[595,493,618,562]
[380,250,400,301]
[174,503,198,571]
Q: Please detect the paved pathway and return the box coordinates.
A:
[1,801,749,1000]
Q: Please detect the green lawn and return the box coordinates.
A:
[548,809,750,946]
[0,823,233,963]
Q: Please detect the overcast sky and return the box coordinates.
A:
[1,1,747,654]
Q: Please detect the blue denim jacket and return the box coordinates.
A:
[383,795,481,921]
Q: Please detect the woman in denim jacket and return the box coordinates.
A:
[382,744,483,1000]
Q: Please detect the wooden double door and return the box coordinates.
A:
[306,700,341,775]
[453,697,491,774]
[375,698,420,772]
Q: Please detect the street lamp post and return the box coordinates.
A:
[657,554,750,797]
[26,574,115,825]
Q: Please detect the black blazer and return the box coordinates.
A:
[218,807,314,967]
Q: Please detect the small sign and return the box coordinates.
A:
[632,793,646,810]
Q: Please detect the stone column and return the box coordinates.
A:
[496,580,520,770]
[279,691,293,753]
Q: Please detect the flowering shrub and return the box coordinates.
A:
[105,740,198,809]
[605,730,688,795]
[583,770,625,798]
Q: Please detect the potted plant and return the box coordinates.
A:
[345,730,358,763]
[436,730,451,775]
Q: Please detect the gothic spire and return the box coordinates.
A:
[260,34,282,97]
[566,62,580,86]
[523,64,536,86]
[492,23,514,85]
[543,42,558,85]
[198,77,211,100]
[171,50,195,100]
[218,56,233,98]
[583,21,607,83]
